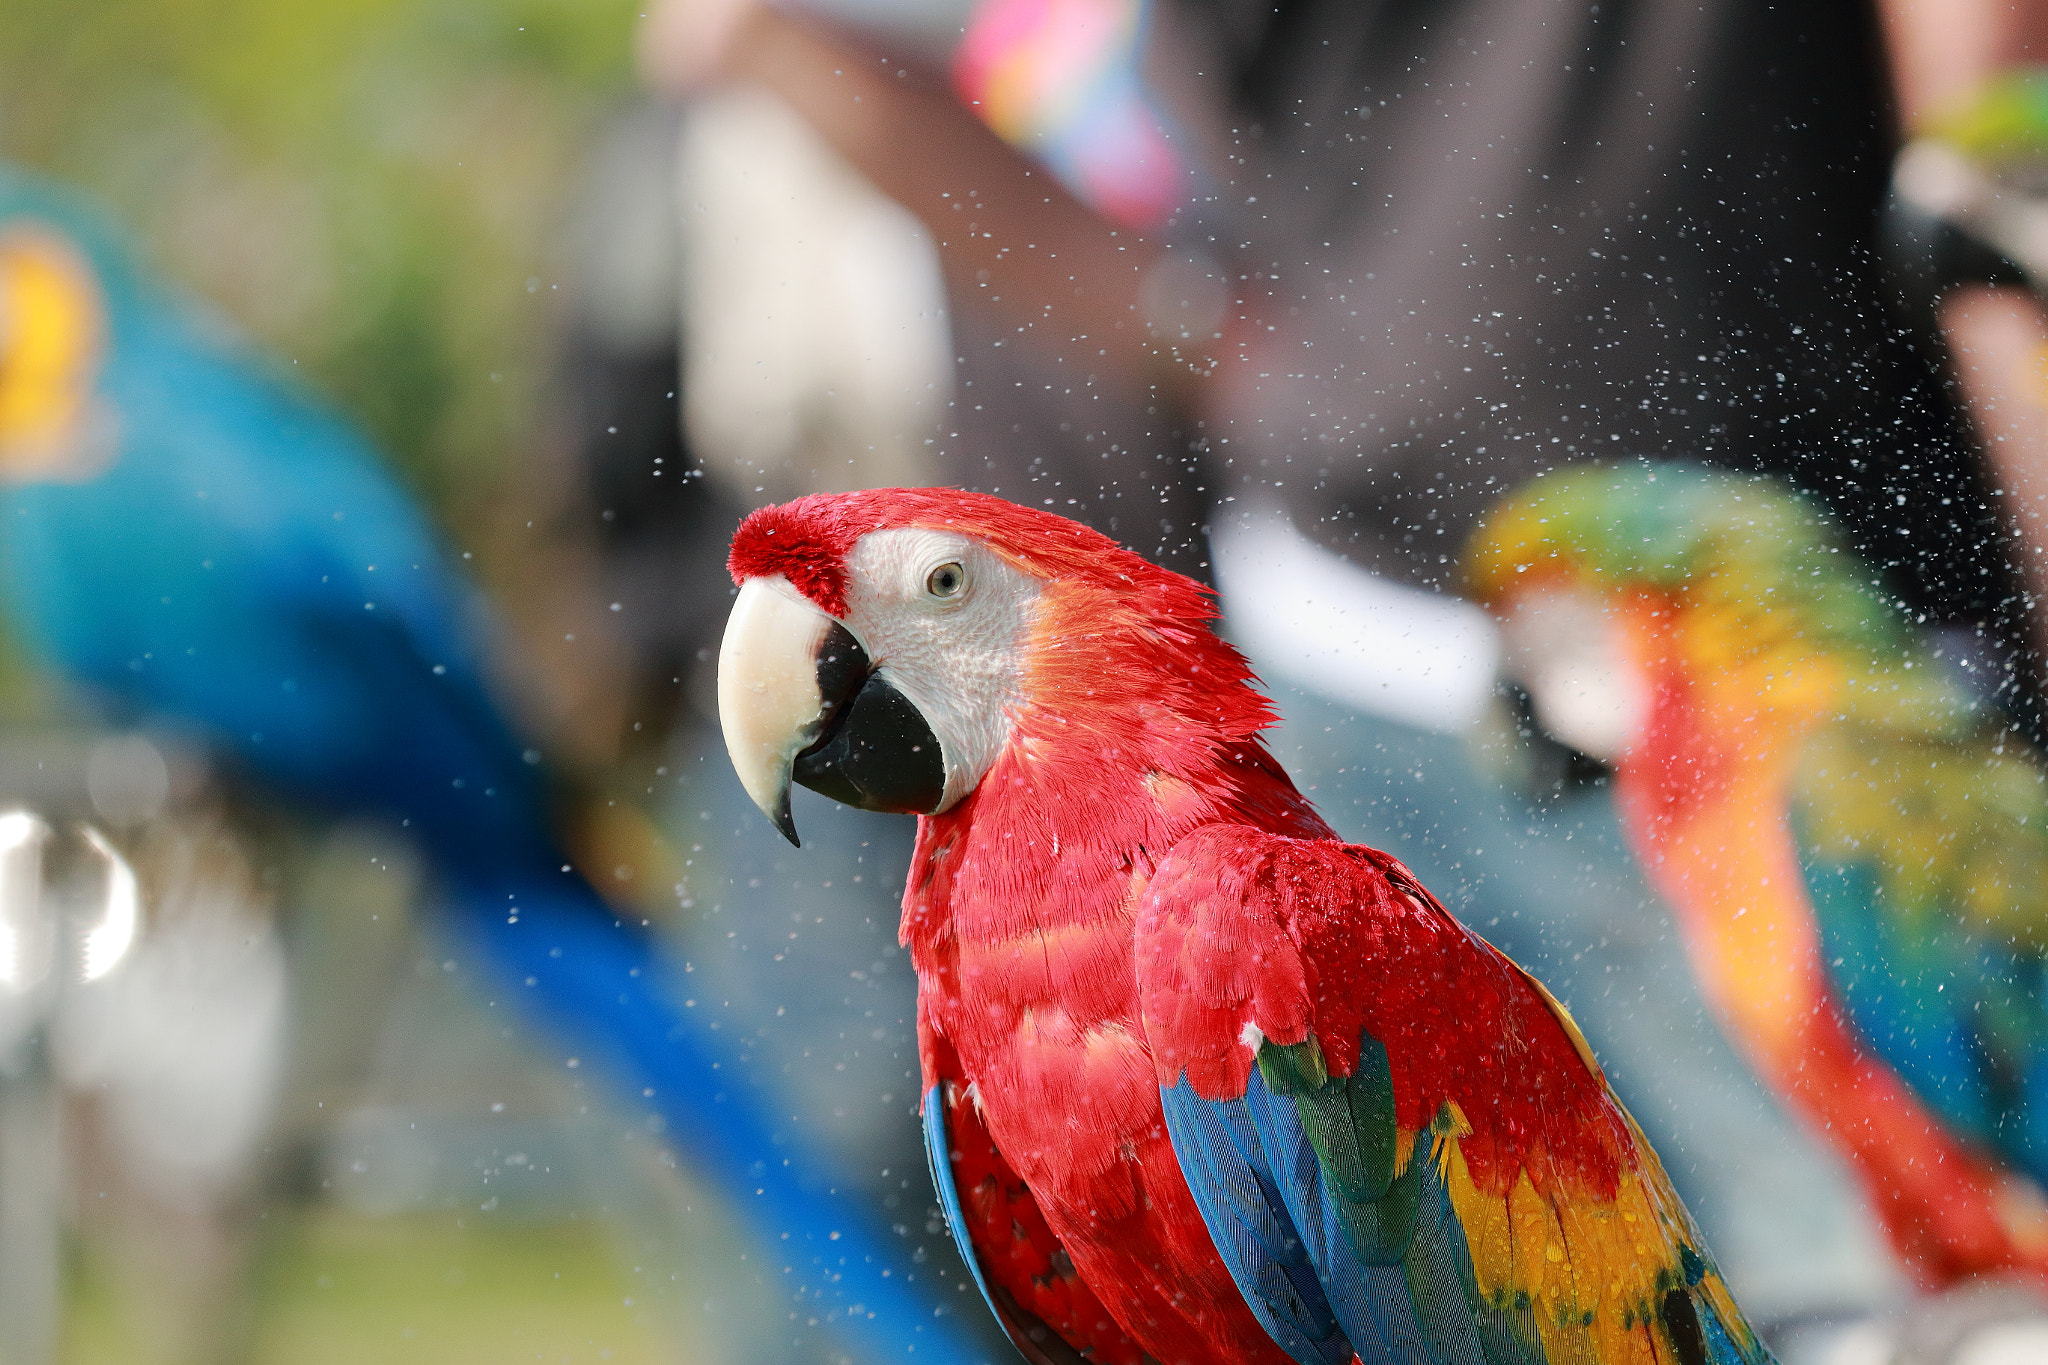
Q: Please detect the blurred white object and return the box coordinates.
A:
[1895,137,2048,284]
[0,812,53,1040]
[1494,585,1650,760]
[0,813,145,1059]
[77,825,138,983]
[1779,1280,2048,1365]
[678,86,950,500]
[0,814,57,1365]
[1211,505,1503,732]
[1958,1321,2048,1364]
[85,733,171,827]
[0,758,288,1365]
[0,812,142,1365]
[55,826,287,1205]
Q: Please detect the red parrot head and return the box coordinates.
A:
[717,488,1265,844]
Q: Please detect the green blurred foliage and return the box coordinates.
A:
[0,0,643,530]
[0,610,52,726]
[64,1208,683,1365]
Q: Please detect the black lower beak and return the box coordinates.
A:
[788,623,946,839]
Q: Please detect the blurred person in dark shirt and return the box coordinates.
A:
[639,0,2048,1345]
[644,0,2048,701]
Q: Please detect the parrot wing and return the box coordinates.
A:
[1134,824,1772,1365]
[1792,717,2048,1189]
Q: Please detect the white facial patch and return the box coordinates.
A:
[840,527,1040,811]
[1497,585,1650,762]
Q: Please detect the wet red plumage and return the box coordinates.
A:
[927,1043,1149,1365]
[731,491,1636,1363]
[1135,829,1627,1200]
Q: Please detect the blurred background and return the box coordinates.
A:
[0,3,977,1363]
[6,0,2048,1361]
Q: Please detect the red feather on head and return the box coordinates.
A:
[730,487,1199,618]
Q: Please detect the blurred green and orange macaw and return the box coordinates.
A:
[1468,463,2048,1290]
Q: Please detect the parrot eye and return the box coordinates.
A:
[925,562,967,599]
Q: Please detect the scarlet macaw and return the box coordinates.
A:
[1464,461,2048,1291]
[717,488,1772,1365]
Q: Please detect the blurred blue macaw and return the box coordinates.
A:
[0,166,975,1362]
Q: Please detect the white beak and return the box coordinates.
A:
[716,578,839,844]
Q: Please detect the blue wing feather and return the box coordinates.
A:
[1798,842,2048,1186]
[1163,1064,1514,1365]
[1234,1068,1423,1361]
[921,1082,1007,1332]
[920,1083,1103,1365]
[1158,1079,1352,1364]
